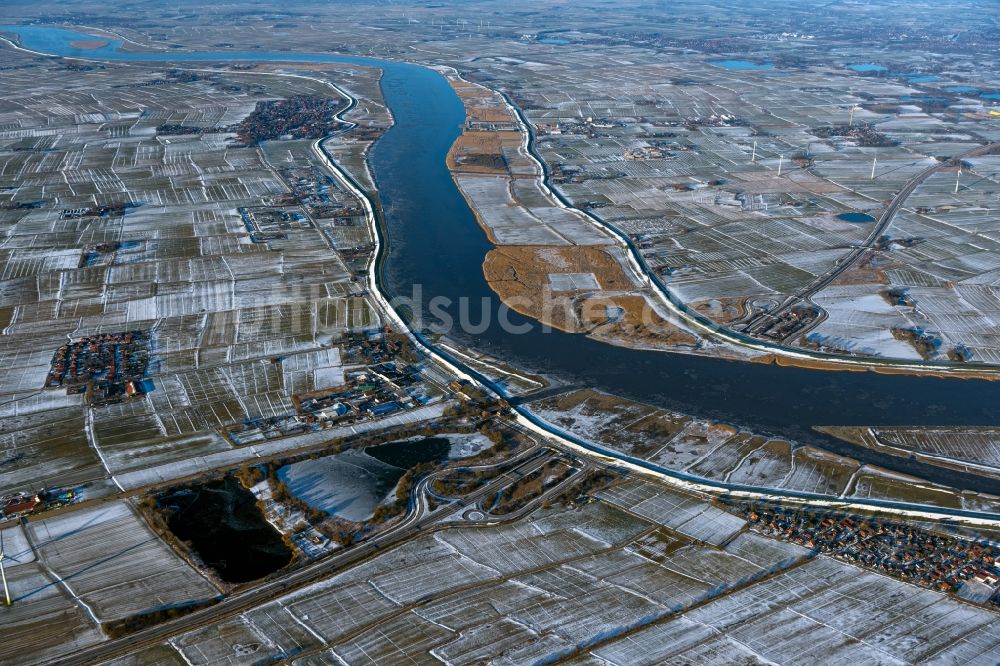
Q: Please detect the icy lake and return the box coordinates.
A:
[837,212,876,223]
[709,59,775,71]
[278,435,491,521]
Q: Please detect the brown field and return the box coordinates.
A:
[450,79,514,122]
[483,245,629,326]
[849,467,964,508]
[486,459,574,515]
[69,40,109,49]
[537,388,636,413]
[755,352,1000,381]
[484,245,621,321]
[471,106,516,123]
[751,352,866,373]
[483,245,696,347]
[451,79,485,99]
[870,364,1000,381]
[773,354,867,372]
[690,296,748,326]
[447,130,521,174]
[446,76,520,174]
[813,425,872,447]
[456,76,514,115]
[831,266,890,286]
[585,294,698,348]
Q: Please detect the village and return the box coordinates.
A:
[45,330,154,406]
[731,500,1000,605]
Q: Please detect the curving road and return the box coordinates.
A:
[42,439,560,666]
[5,31,1000,664]
[500,90,1000,375]
[743,141,999,339]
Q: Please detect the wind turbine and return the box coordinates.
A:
[955,167,962,194]
[871,151,878,180]
[0,531,10,606]
[751,140,757,163]
[777,154,784,176]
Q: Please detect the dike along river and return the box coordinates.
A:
[6,26,1000,494]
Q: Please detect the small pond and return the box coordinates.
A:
[710,59,775,71]
[159,476,292,583]
[849,63,888,72]
[837,212,876,223]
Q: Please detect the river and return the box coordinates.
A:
[4,25,1000,497]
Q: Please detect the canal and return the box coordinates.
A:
[4,25,1000,495]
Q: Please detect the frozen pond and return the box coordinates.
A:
[159,476,292,583]
[8,24,1000,498]
[837,212,876,223]
[278,436,485,521]
[279,449,407,522]
[709,59,774,71]
[849,63,888,72]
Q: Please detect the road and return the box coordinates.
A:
[7,32,1000,526]
[8,34,1000,665]
[743,141,999,338]
[43,441,559,666]
[504,89,1000,374]
[44,514,418,666]
[805,142,999,300]
[39,409,1000,666]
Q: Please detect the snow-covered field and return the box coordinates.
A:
[597,480,746,545]
[131,490,1000,665]
[0,501,219,664]
[279,448,404,522]
[26,501,219,623]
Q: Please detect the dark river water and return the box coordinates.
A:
[5,26,1000,496]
